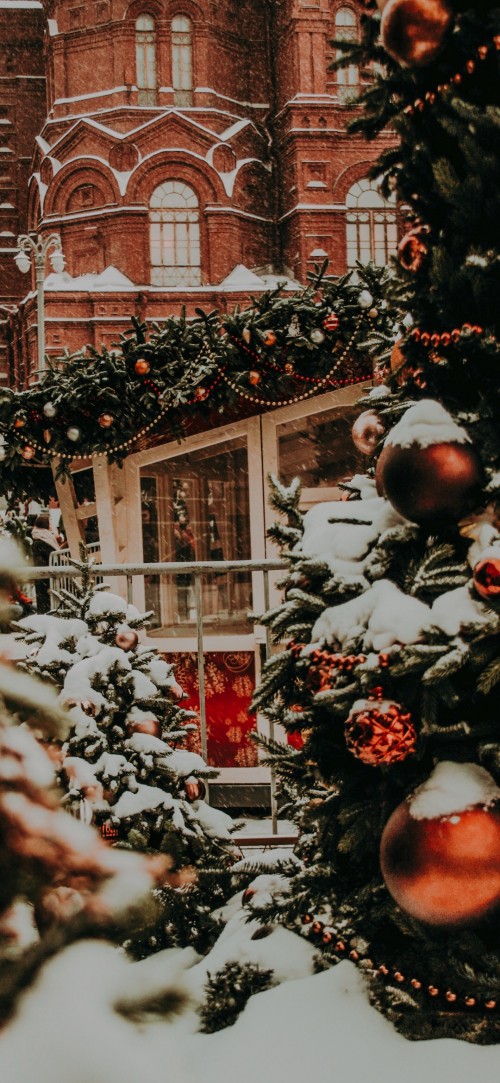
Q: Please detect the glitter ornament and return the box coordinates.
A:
[345,697,417,766]
[351,410,386,456]
[380,0,453,67]
[323,312,340,332]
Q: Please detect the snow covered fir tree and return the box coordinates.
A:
[14,558,236,956]
[253,0,500,1045]
[0,538,191,1030]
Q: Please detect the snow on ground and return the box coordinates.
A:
[3,938,500,1083]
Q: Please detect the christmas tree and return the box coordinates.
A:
[254,0,500,1044]
[0,539,186,1028]
[14,558,236,957]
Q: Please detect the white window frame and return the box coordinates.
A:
[345,178,398,268]
[172,14,193,106]
[136,13,157,106]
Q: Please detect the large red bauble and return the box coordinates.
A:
[380,0,452,68]
[380,797,500,926]
[375,441,483,526]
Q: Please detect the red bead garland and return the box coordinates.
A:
[402,38,500,118]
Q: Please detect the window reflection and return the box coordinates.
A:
[140,438,252,635]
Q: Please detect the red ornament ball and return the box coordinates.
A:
[127,715,160,738]
[249,370,261,386]
[134,358,150,375]
[473,556,500,601]
[114,628,139,651]
[380,763,500,926]
[380,0,453,68]
[397,225,430,273]
[184,776,207,803]
[21,445,35,460]
[351,410,386,457]
[375,440,484,526]
[323,312,340,332]
[263,330,277,347]
[194,386,209,401]
[98,413,114,429]
[345,698,417,766]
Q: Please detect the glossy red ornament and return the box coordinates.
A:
[98,413,114,429]
[473,556,500,600]
[380,794,500,926]
[375,441,484,526]
[345,699,417,766]
[380,0,453,67]
[263,330,277,347]
[351,410,386,456]
[249,370,261,385]
[184,776,207,803]
[127,715,160,738]
[397,225,430,272]
[21,445,35,460]
[114,628,139,651]
[134,358,150,375]
[323,312,340,332]
[194,386,209,401]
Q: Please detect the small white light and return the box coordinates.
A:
[50,250,65,273]
[15,251,31,274]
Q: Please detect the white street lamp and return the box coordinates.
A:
[14,233,65,376]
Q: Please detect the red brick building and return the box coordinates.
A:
[2,1,398,791]
[2,0,397,381]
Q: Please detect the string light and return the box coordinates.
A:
[402,38,499,118]
[301,916,498,1012]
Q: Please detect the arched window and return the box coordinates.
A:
[345,179,398,268]
[335,7,358,103]
[136,14,157,106]
[172,15,193,106]
[149,180,201,287]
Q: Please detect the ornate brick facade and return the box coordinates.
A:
[2,0,397,382]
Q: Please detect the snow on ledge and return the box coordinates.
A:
[44,267,135,291]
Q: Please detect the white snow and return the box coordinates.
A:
[62,647,131,710]
[87,592,140,619]
[44,266,135,291]
[0,725,54,789]
[383,400,471,449]
[192,800,234,840]
[112,783,174,819]
[299,496,407,577]
[409,761,500,820]
[430,585,492,635]
[310,580,430,652]
[163,748,210,777]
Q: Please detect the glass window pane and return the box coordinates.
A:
[276,406,365,492]
[140,438,252,636]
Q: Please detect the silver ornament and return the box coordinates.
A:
[310,329,325,344]
[43,402,57,418]
[358,289,374,309]
[67,426,81,442]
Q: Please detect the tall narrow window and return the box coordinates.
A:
[149,180,201,287]
[335,6,358,103]
[172,15,193,106]
[345,179,398,268]
[136,14,157,106]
